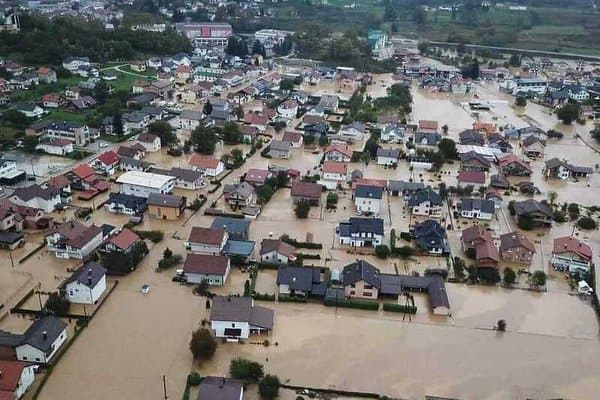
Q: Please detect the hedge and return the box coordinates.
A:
[297,253,321,260]
[281,237,323,249]
[256,262,280,270]
[382,303,417,314]
[280,384,380,399]
[278,294,308,303]
[253,292,276,301]
[399,232,412,242]
[323,298,379,311]
[134,230,164,243]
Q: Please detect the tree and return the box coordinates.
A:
[567,203,580,219]
[222,121,242,145]
[226,36,248,57]
[503,267,516,285]
[509,54,521,66]
[438,138,458,160]
[94,81,109,104]
[44,293,70,315]
[417,41,430,55]
[148,121,177,145]
[295,200,310,219]
[438,183,448,200]
[508,200,516,216]
[163,247,173,260]
[442,124,449,134]
[548,191,557,206]
[189,328,217,359]
[515,96,526,107]
[230,358,264,381]
[577,216,597,230]
[453,257,466,279]
[280,79,295,91]
[497,319,507,331]
[259,375,280,399]
[478,267,500,284]
[375,245,390,259]
[531,270,546,287]
[23,136,39,153]
[231,148,244,168]
[113,112,123,136]
[191,125,218,155]
[556,103,580,125]
[203,100,213,116]
[252,40,266,57]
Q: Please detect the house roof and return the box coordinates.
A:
[245,169,270,184]
[21,316,67,352]
[96,150,120,166]
[104,229,140,251]
[210,296,274,329]
[460,198,495,214]
[72,163,95,180]
[188,227,226,245]
[147,192,184,208]
[354,185,383,199]
[459,151,491,166]
[407,188,441,206]
[0,361,32,393]
[553,236,592,260]
[13,184,60,202]
[412,219,448,250]
[457,171,486,184]
[196,377,244,400]
[324,144,352,158]
[342,259,381,288]
[323,161,347,175]
[459,129,485,145]
[260,239,295,258]
[498,154,532,173]
[66,261,106,288]
[269,140,292,152]
[137,133,159,143]
[513,200,552,218]
[387,180,425,193]
[490,174,510,189]
[476,241,500,263]
[189,154,220,169]
[376,148,400,158]
[184,254,229,276]
[461,225,493,244]
[290,182,322,199]
[500,231,535,253]
[282,131,302,143]
[277,265,320,292]
[117,171,175,189]
[210,217,250,236]
[223,182,254,199]
[338,217,384,236]
[418,120,438,131]
[522,135,545,148]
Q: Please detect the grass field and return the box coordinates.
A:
[41,109,91,123]
[10,76,81,102]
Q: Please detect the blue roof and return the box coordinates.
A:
[354,185,383,199]
[222,240,255,257]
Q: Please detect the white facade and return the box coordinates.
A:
[377,155,397,165]
[354,196,381,215]
[260,250,291,264]
[338,232,383,247]
[117,171,175,198]
[12,364,36,399]
[323,171,346,182]
[16,330,67,364]
[324,150,351,163]
[36,142,74,155]
[186,237,227,255]
[211,320,250,339]
[46,231,103,259]
[186,264,230,286]
[11,193,61,213]
[551,253,591,273]
[460,208,493,220]
[65,275,106,304]
[139,137,161,152]
[411,201,443,218]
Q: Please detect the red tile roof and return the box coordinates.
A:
[96,150,120,166]
[498,154,532,173]
[418,120,438,131]
[245,169,270,185]
[457,171,486,184]
[324,144,352,158]
[553,236,592,260]
[290,182,322,199]
[47,174,70,189]
[105,228,140,250]
[351,178,387,189]
[0,360,32,393]
[461,225,493,244]
[476,241,500,264]
[189,154,220,169]
[323,161,347,175]
[184,254,229,275]
[188,227,226,245]
[72,163,95,179]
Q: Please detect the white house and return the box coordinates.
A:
[407,188,443,218]
[189,154,225,177]
[175,110,203,130]
[35,139,74,156]
[277,99,298,119]
[552,236,593,274]
[322,161,347,183]
[136,133,161,152]
[183,254,230,286]
[185,227,228,255]
[116,171,176,198]
[11,184,61,213]
[353,185,383,215]
[376,148,399,166]
[459,198,495,221]
[259,239,297,264]
[324,144,353,163]
[337,217,384,247]
[210,296,274,340]
[0,360,36,399]
[338,122,366,139]
[15,103,43,118]
[62,57,90,72]
[62,262,107,304]
[15,317,68,364]
[45,221,103,259]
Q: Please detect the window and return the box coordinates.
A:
[363,292,372,297]
[350,283,356,288]
[364,284,373,290]
[350,291,355,295]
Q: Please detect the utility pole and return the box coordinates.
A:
[162,375,168,400]
[8,247,15,269]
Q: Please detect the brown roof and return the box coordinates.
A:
[290,182,322,199]
[105,228,140,251]
[47,174,70,189]
[476,241,500,263]
[71,163,95,179]
[260,239,295,258]
[0,360,32,392]
[188,227,226,245]
[457,171,486,184]
[324,144,352,158]
[499,231,535,253]
[245,169,270,185]
[323,161,347,174]
[189,154,220,169]
[183,254,229,275]
[282,131,302,143]
[137,133,158,143]
[53,220,101,249]
[461,225,492,244]
[498,154,532,173]
[419,120,438,131]
[351,178,387,189]
[553,236,592,260]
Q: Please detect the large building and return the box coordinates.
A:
[116,171,175,198]
[175,22,232,47]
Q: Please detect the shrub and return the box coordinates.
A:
[252,292,276,301]
[508,200,516,216]
[375,244,390,259]
[531,270,546,287]
[497,319,507,332]
[44,293,70,315]
[503,267,516,285]
[323,298,379,310]
[394,245,414,259]
[230,358,264,381]
[382,303,417,314]
[553,210,568,223]
[259,374,280,399]
[567,203,580,219]
[187,372,202,386]
[280,235,323,249]
[478,267,501,284]
[295,199,310,218]
[134,230,164,243]
[576,216,597,230]
[189,328,217,360]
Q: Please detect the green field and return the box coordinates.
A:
[41,109,91,123]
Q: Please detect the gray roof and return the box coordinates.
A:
[407,188,441,207]
[210,296,274,329]
[119,156,154,169]
[180,110,204,121]
[151,167,203,183]
[269,140,292,152]
[342,259,381,288]
[387,180,425,193]
[277,265,321,292]
[415,132,440,145]
[13,184,60,202]
[376,148,400,158]
[0,331,25,347]
[221,240,255,257]
[22,316,67,352]
[513,200,552,218]
[147,192,184,208]
[354,185,383,199]
[459,129,485,145]
[338,217,384,237]
[223,182,254,199]
[460,198,495,214]
[197,377,244,400]
[211,217,250,238]
[66,261,106,288]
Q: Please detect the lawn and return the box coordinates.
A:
[41,109,91,123]
[10,76,81,102]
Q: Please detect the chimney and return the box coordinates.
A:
[42,331,47,340]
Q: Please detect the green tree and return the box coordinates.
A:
[192,125,218,155]
[453,257,466,279]
[94,81,109,104]
[280,79,295,91]
[556,103,580,125]
[203,100,213,116]
[259,374,280,399]
[113,112,123,136]
[230,358,264,381]
[417,41,430,55]
[148,121,177,145]
[163,247,173,260]
[438,138,458,160]
[515,96,526,108]
[231,148,244,167]
[295,199,310,219]
[576,216,597,230]
[23,136,39,153]
[189,328,217,359]
[222,121,242,145]
[375,245,390,259]
[531,270,546,287]
[567,203,580,219]
[44,293,70,315]
[503,267,516,285]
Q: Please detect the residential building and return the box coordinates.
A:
[183,254,230,285]
[11,185,61,213]
[91,151,120,176]
[0,360,36,399]
[62,262,107,304]
[147,192,186,220]
[461,225,493,253]
[223,182,254,209]
[499,231,536,264]
[211,217,250,241]
[339,122,366,139]
[14,102,43,118]
[522,135,546,158]
[26,121,91,146]
[552,236,592,273]
[337,217,384,247]
[290,182,322,205]
[387,181,425,198]
[0,155,26,185]
[244,169,271,187]
[380,123,405,143]
[260,239,297,264]
[277,266,326,298]
[186,227,228,255]
[176,110,204,131]
[353,185,383,215]
[414,132,440,148]
[498,154,532,176]
[459,198,495,220]
[543,158,594,180]
[45,220,103,259]
[277,99,298,119]
[282,131,303,147]
[36,139,74,156]
[210,296,274,340]
[459,151,491,172]
[513,200,553,227]
[475,240,500,269]
[457,171,487,190]
[376,148,399,166]
[189,154,224,177]
[104,193,147,215]
[11,316,68,364]
[268,140,292,159]
[197,376,244,400]
[151,167,204,190]
[407,188,442,218]
[322,162,347,183]
[117,171,175,198]
[503,77,547,96]
[317,95,339,112]
[323,144,352,163]
[459,129,485,146]
[411,219,449,255]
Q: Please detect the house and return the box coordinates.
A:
[459,151,491,172]
[376,148,399,166]
[472,121,496,135]
[197,376,244,400]
[304,122,329,138]
[337,217,384,247]
[0,360,36,399]
[290,182,322,205]
[418,120,438,133]
[490,174,510,190]
[485,190,503,209]
[104,193,147,216]
[487,133,513,153]
[244,169,271,187]
[268,140,292,159]
[277,266,326,298]
[498,154,532,176]
[35,139,74,156]
[461,225,493,253]
[457,171,487,190]
[353,185,383,215]
[499,231,535,264]
[513,200,553,227]
[223,182,254,209]
[183,254,230,286]
[91,151,120,176]
[118,156,153,173]
[41,93,62,108]
[117,171,175,198]
[459,198,495,220]
[552,236,592,274]
[475,240,500,269]
[151,167,204,190]
[411,219,449,255]
[62,262,107,304]
[15,316,67,364]
[13,102,43,118]
[322,162,347,183]
[189,154,224,177]
[37,67,57,84]
[11,185,61,213]
[137,133,161,152]
[459,129,485,146]
[317,95,339,112]
[407,188,442,218]
[522,135,546,158]
[339,122,366,139]
[543,158,594,180]
[260,239,297,264]
[210,296,274,340]
[277,99,298,118]
[414,132,440,148]
[186,227,228,255]
[45,220,103,259]
[0,155,26,185]
[147,192,186,220]
[387,181,425,198]
[282,131,303,147]
[211,217,250,241]
[380,123,405,143]
[117,145,144,160]
[323,144,352,163]
[100,228,142,255]
[0,231,24,250]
